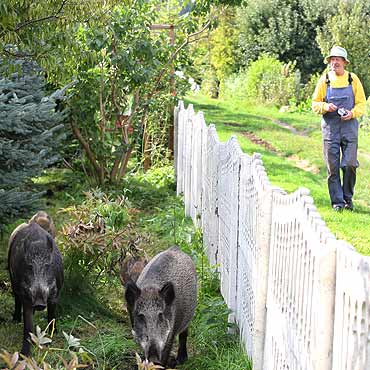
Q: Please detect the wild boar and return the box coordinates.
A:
[119,255,148,286]
[125,246,197,367]
[8,215,64,356]
[8,211,56,247]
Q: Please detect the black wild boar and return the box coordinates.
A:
[125,246,197,367]
[119,255,148,286]
[8,215,64,356]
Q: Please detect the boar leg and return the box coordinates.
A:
[21,302,33,356]
[47,302,57,333]
[13,294,22,322]
[161,333,176,367]
[176,328,188,364]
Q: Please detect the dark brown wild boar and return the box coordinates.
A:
[8,213,63,356]
[125,246,197,368]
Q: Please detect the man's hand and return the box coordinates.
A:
[341,110,353,121]
[325,102,338,112]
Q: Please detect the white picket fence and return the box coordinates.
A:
[174,101,370,370]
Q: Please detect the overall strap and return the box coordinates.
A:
[325,72,353,85]
[348,72,353,85]
[325,73,330,102]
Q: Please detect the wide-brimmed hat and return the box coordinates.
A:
[325,45,350,64]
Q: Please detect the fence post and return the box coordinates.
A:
[332,243,370,370]
[174,102,179,178]
[202,124,220,266]
[184,104,194,217]
[253,154,278,370]
[176,101,186,196]
[217,137,242,321]
[190,112,205,226]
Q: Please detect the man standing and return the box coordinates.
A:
[312,46,366,212]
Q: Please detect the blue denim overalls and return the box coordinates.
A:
[322,73,358,207]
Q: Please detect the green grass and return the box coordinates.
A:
[185,93,370,255]
[0,166,250,369]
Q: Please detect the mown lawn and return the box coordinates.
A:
[0,166,251,370]
[186,93,370,256]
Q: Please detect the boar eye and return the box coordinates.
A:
[137,313,146,323]
[158,313,164,322]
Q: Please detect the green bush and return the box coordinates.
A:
[360,97,370,131]
[58,189,135,286]
[200,67,220,98]
[316,0,370,96]
[288,71,322,113]
[219,70,249,101]
[245,55,301,106]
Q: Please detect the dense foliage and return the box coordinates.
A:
[316,0,370,95]
[0,59,68,229]
[0,0,211,191]
[235,0,326,82]
[66,3,176,184]
[198,0,369,107]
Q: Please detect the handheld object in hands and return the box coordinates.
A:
[338,108,347,117]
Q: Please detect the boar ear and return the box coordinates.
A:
[125,279,141,307]
[160,282,175,306]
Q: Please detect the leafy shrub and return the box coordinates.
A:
[200,68,220,98]
[288,72,320,113]
[245,55,301,106]
[219,70,249,101]
[360,97,370,131]
[123,165,176,209]
[58,189,149,287]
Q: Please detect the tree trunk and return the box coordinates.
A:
[70,120,105,185]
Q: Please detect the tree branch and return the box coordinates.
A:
[150,20,211,98]
[14,0,68,33]
[70,120,104,184]
[0,0,68,42]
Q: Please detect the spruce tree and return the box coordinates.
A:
[0,59,68,229]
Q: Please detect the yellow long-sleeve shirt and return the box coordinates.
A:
[312,70,366,119]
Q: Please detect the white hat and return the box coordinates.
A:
[325,45,350,64]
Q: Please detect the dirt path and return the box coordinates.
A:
[225,122,320,174]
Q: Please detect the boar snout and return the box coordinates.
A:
[125,281,176,366]
[32,292,48,311]
[33,302,47,311]
[30,282,50,311]
[147,340,162,365]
